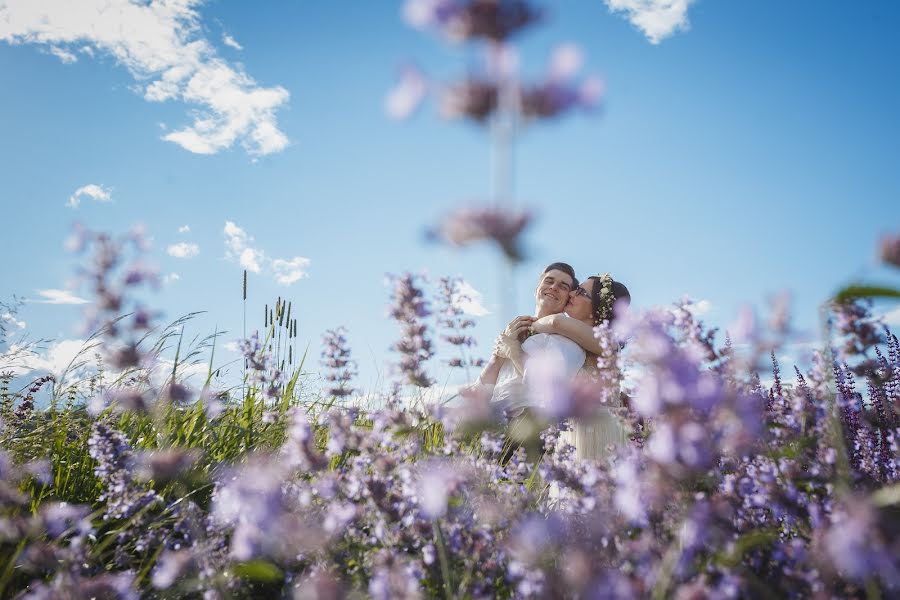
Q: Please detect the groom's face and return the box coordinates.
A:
[535,269,573,314]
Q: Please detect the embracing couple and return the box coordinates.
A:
[476,262,631,459]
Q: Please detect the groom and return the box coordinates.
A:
[477,262,587,412]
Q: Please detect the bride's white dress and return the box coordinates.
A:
[561,363,629,460]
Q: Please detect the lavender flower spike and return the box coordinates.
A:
[321,327,358,398]
[387,272,434,387]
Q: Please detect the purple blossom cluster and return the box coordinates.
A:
[390,0,601,125]
[403,0,541,43]
[428,204,532,262]
[4,225,900,598]
[434,276,485,372]
[321,327,358,399]
[240,331,283,400]
[387,273,435,387]
[4,294,900,597]
[880,232,900,268]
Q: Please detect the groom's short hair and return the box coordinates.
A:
[542,262,578,288]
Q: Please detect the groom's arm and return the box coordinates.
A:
[477,354,505,385]
[478,316,533,384]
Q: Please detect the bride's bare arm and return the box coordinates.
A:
[531,314,602,354]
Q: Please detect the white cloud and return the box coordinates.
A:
[49,45,76,63]
[453,280,490,317]
[0,338,94,378]
[163,272,180,285]
[222,33,242,51]
[67,183,111,208]
[34,289,88,305]
[1,312,26,330]
[166,242,199,259]
[239,247,265,273]
[223,220,310,284]
[223,341,239,352]
[882,306,900,327]
[686,299,712,316]
[178,225,191,234]
[224,220,252,255]
[0,0,289,156]
[604,0,695,44]
[272,257,310,285]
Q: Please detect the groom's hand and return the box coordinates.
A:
[503,315,535,342]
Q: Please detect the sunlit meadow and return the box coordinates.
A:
[3,1,900,599]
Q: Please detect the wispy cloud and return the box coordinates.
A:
[166,242,199,259]
[0,0,289,156]
[881,306,900,327]
[223,221,310,285]
[67,183,111,208]
[48,45,76,63]
[163,272,181,285]
[0,338,94,378]
[453,280,490,316]
[685,299,712,316]
[604,0,695,44]
[178,225,191,234]
[272,257,311,285]
[33,289,88,305]
[1,311,26,330]
[222,33,242,51]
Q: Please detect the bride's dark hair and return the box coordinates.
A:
[587,276,631,326]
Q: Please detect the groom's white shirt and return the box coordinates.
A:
[490,332,586,410]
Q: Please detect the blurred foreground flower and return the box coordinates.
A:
[403,0,541,43]
[880,232,900,268]
[427,205,531,262]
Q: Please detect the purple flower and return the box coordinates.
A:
[387,273,434,387]
[879,232,900,268]
[386,64,428,119]
[427,205,531,262]
[135,448,200,482]
[87,421,161,521]
[403,0,540,43]
[321,327,358,398]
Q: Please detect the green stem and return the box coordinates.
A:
[432,521,454,600]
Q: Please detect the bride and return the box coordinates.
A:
[493,273,631,460]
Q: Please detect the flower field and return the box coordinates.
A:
[1,224,900,599]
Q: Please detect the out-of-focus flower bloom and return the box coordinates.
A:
[427,205,531,262]
[368,550,424,600]
[386,65,428,119]
[152,549,194,589]
[824,497,900,588]
[520,44,602,120]
[135,448,200,482]
[439,77,499,121]
[403,0,541,43]
[879,232,900,268]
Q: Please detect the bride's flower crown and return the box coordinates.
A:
[594,272,615,323]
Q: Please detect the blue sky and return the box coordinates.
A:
[2,0,899,396]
